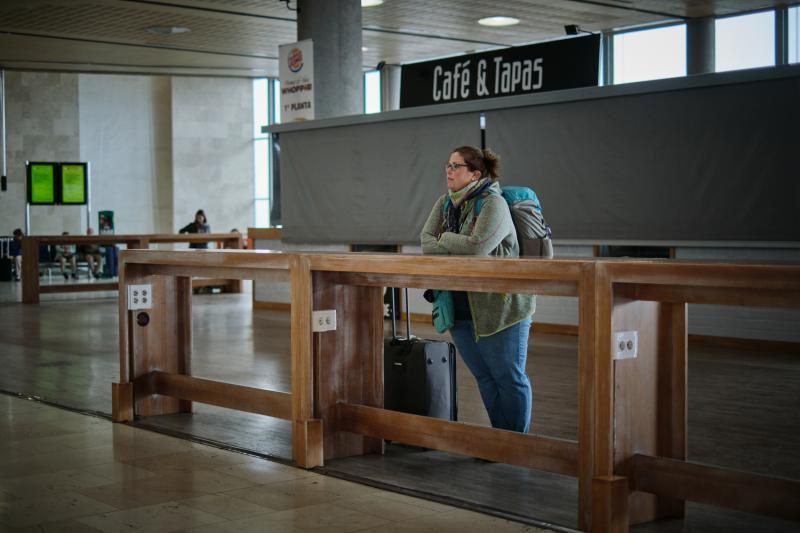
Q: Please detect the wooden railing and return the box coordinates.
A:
[21,233,243,303]
[110,249,800,532]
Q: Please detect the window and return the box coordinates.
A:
[790,6,800,64]
[364,70,381,113]
[272,78,281,125]
[613,24,686,84]
[715,11,775,72]
[252,78,272,228]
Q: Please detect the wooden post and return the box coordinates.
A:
[654,302,687,519]
[312,270,384,461]
[111,382,134,422]
[592,476,629,533]
[611,297,687,524]
[577,262,596,529]
[125,266,192,417]
[21,236,40,304]
[176,276,193,413]
[291,254,323,468]
[584,262,617,531]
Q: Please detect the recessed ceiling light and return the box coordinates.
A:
[362,46,369,52]
[145,26,191,35]
[361,0,383,7]
[478,16,520,27]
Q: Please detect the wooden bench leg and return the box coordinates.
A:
[592,475,629,533]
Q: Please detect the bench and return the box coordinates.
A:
[21,233,244,303]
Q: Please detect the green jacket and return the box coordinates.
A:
[420,181,535,337]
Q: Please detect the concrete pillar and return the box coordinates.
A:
[297,0,363,119]
[601,32,614,86]
[775,7,789,66]
[687,17,715,75]
[1,69,6,183]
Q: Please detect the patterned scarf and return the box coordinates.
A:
[444,177,492,233]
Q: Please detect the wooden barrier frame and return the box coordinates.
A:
[21,233,243,304]
[589,260,800,530]
[109,249,316,461]
[304,254,589,508]
[110,250,800,531]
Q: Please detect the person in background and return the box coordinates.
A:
[9,228,23,281]
[78,228,103,279]
[53,231,78,280]
[179,209,211,249]
[420,145,536,433]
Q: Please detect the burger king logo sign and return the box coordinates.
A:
[288,47,304,73]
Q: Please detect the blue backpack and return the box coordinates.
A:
[475,186,553,258]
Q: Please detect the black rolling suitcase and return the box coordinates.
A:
[384,288,457,420]
[0,238,14,282]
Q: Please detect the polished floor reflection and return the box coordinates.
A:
[0,395,546,532]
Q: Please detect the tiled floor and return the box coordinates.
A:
[2,280,798,531]
[0,394,546,532]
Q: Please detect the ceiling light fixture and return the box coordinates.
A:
[362,46,369,52]
[478,16,520,27]
[145,25,191,35]
[362,0,384,6]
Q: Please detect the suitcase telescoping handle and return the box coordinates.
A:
[389,287,413,340]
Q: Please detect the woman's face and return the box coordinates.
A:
[195,213,205,224]
[446,152,479,192]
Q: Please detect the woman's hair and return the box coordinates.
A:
[195,209,207,224]
[452,145,501,180]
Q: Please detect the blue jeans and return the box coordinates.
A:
[450,319,532,433]
[102,246,118,277]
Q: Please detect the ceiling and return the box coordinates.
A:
[0,0,792,78]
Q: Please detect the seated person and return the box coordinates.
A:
[79,228,103,279]
[179,209,211,249]
[53,232,78,280]
[10,228,23,281]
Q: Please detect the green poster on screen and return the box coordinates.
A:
[61,164,86,204]
[30,165,55,203]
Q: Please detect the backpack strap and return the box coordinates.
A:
[474,189,501,217]
[474,196,484,216]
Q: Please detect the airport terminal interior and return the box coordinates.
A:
[1,1,800,532]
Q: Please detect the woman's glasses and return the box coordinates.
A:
[445,162,469,171]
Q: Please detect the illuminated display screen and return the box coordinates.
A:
[60,163,88,205]
[27,163,57,204]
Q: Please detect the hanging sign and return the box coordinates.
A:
[279,39,315,122]
[400,34,600,108]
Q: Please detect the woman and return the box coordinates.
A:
[420,146,535,433]
[179,209,211,249]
